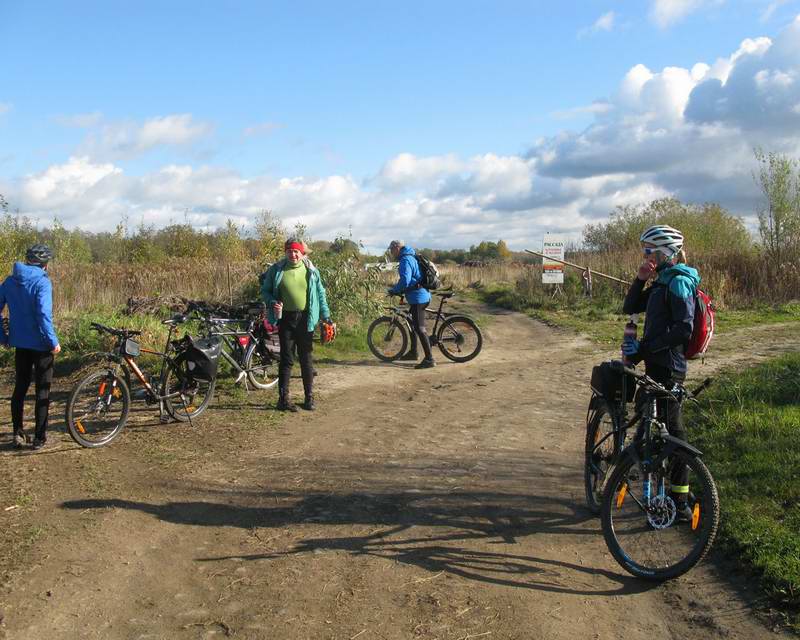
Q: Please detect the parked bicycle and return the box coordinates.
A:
[64,316,220,448]
[366,289,483,363]
[187,301,279,391]
[585,360,719,580]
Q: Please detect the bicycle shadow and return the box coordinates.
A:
[62,488,652,597]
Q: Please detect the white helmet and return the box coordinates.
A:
[639,225,683,257]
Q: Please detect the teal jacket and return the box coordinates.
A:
[260,257,331,332]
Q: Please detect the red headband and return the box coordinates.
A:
[287,242,305,253]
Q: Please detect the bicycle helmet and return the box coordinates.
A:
[25,244,54,265]
[319,319,337,345]
[639,225,683,257]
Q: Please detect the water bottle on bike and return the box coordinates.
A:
[621,314,638,366]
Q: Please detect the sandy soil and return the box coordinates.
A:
[0,301,794,640]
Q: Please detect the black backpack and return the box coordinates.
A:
[415,254,441,290]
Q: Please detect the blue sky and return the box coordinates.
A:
[2,1,800,250]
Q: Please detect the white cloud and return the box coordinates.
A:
[552,101,613,119]
[650,0,723,28]
[762,1,790,23]
[76,113,214,159]
[53,111,104,128]
[243,121,283,137]
[0,102,12,116]
[578,11,615,38]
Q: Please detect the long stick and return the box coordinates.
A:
[524,249,630,285]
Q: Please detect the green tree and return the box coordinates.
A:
[754,148,800,260]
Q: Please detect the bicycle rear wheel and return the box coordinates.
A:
[601,448,719,580]
[65,369,130,448]
[584,398,619,515]
[244,341,279,390]
[162,359,215,422]
[367,316,409,362]
[436,315,482,362]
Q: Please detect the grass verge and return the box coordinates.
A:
[471,282,800,345]
[687,354,800,628]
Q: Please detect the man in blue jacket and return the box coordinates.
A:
[387,240,434,369]
[0,244,60,449]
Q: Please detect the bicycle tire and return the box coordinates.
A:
[65,368,130,448]
[436,315,482,362]
[162,358,216,422]
[244,341,279,390]
[601,448,719,581]
[584,398,619,515]
[367,316,409,362]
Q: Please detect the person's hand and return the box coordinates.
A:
[621,336,640,357]
[51,344,61,355]
[637,260,657,281]
[272,302,283,313]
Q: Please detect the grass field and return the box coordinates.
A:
[688,355,800,627]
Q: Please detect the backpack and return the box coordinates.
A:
[665,280,715,360]
[415,254,441,290]
[687,288,715,359]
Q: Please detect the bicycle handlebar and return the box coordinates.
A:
[89,322,142,338]
[613,360,713,401]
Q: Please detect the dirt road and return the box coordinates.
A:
[0,302,793,639]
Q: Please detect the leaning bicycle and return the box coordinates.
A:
[590,361,719,581]
[366,289,483,363]
[188,301,279,391]
[64,317,219,448]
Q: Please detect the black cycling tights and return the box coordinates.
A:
[12,348,54,441]
[409,303,433,361]
[645,363,689,495]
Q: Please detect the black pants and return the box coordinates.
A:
[408,303,433,361]
[278,311,314,398]
[645,362,689,496]
[12,348,54,441]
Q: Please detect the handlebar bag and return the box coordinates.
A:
[123,339,141,357]
[590,361,635,403]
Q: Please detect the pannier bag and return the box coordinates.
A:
[183,335,222,381]
[590,360,635,403]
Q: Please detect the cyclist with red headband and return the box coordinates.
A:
[261,238,332,412]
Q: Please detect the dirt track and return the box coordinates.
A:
[0,301,795,640]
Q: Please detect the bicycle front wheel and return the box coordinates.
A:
[367,316,409,362]
[244,341,279,390]
[436,315,482,362]
[601,448,719,581]
[65,369,130,448]
[162,359,216,422]
[584,398,620,515]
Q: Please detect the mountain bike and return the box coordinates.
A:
[187,301,279,391]
[64,316,218,448]
[590,361,719,581]
[366,289,483,363]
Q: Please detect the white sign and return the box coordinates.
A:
[542,234,565,284]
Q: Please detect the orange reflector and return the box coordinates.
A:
[186,406,196,413]
[616,483,628,509]
[692,504,700,530]
[75,420,86,434]
[98,382,107,395]
[112,387,121,399]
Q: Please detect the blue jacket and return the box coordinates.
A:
[623,263,700,374]
[260,256,331,332]
[388,246,431,305]
[0,262,59,351]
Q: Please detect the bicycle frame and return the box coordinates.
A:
[386,292,451,339]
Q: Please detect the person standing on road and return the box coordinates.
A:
[387,240,435,369]
[0,244,60,450]
[621,225,700,518]
[261,238,332,412]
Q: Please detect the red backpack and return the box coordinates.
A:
[666,280,715,359]
[687,288,715,359]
